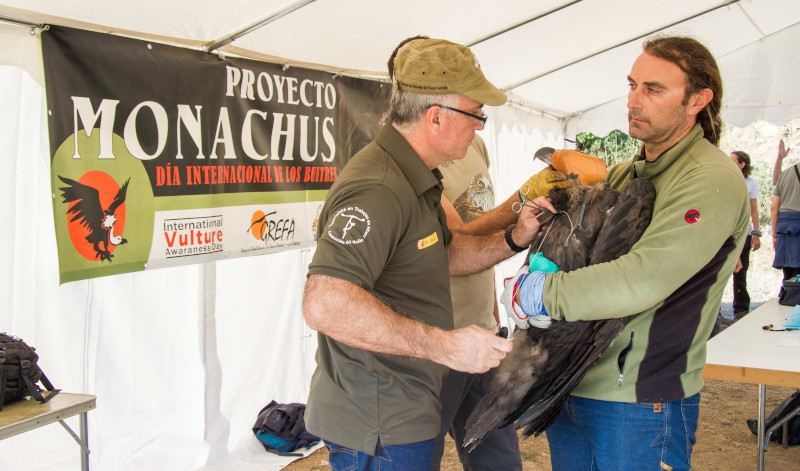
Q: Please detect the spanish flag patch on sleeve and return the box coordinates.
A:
[417,232,439,250]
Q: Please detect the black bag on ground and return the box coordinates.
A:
[778,280,800,306]
[747,389,800,446]
[0,333,59,411]
[252,400,320,456]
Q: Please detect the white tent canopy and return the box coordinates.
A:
[0,1,799,469]
[2,0,799,133]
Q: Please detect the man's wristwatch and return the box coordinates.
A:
[504,224,529,253]
[752,230,762,237]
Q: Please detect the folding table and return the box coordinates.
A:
[704,298,800,471]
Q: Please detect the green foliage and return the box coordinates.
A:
[577,129,778,227]
[751,160,774,227]
[576,130,641,167]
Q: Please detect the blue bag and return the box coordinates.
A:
[252,400,320,456]
[786,304,800,329]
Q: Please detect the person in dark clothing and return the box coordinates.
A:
[729,150,761,320]
[772,139,800,281]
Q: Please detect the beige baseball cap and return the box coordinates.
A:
[392,39,507,106]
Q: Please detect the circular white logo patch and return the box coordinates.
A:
[327,206,371,245]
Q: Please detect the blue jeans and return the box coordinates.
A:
[546,394,700,471]
[325,439,434,471]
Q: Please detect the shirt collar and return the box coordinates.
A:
[375,124,442,196]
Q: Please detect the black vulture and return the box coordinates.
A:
[463,177,656,450]
[59,175,130,262]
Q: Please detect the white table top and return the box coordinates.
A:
[704,298,800,387]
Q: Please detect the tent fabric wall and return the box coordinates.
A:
[0,26,320,469]
[0,55,322,469]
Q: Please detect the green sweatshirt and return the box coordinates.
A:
[544,125,750,403]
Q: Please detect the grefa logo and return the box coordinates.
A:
[248,210,296,244]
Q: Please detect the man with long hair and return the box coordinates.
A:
[508,36,750,469]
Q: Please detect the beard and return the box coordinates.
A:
[627,105,690,146]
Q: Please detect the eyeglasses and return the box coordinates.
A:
[427,104,488,127]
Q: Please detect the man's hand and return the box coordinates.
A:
[752,234,761,251]
[779,138,791,161]
[521,168,574,199]
[512,196,557,249]
[439,326,513,374]
[774,139,791,185]
[734,258,743,273]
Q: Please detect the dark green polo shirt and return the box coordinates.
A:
[305,124,453,454]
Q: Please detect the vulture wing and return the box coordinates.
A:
[58,175,104,237]
[107,178,130,214]
[464,178,656,450]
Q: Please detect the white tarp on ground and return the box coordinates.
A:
[0,0,799,469]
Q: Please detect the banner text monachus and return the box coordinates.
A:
[70,96,336,162]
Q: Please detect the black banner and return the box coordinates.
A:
[42,26,390,282]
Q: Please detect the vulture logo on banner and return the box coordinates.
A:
[58,172,130,262]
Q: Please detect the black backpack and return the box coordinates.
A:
[0,333,59,410]
[747,388,800,446]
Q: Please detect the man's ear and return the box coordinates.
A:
[424,105,443,133]
[687,88,713,116]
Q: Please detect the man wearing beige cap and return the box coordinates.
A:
[302,38,554,470]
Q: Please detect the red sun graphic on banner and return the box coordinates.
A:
[60,171,128,262]
[250,211,267,241]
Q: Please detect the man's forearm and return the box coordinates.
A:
[458,195,518,234]
[771,196,780,237]
[750,198,760,230]
[302,274,512,373]
[303,274,445,357]
[448,196,552,276]
[773,161,783,186]
[448,227,528,276]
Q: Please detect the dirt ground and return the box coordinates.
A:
[286,220,799,470]
[284,379,800,470]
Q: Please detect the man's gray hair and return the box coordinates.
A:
[387,89,460,130]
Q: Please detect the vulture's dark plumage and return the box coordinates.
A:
[463,178,656,451]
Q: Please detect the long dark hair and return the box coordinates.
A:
[731,150,752,178]
[643,36,723,146]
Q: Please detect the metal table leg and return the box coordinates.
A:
[80,411,89,471]
[758,384,765,471]
[57,412,90,471]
